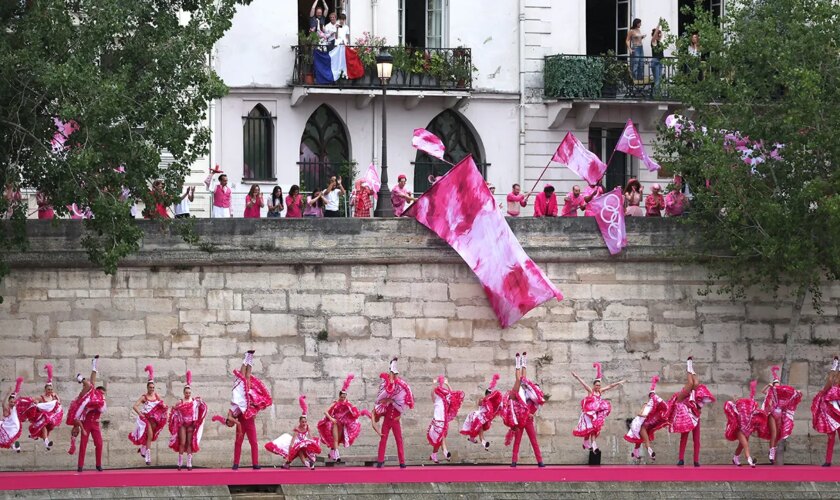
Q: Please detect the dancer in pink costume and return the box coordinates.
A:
[501,352,546,467]
[624,375,669,464]
[0,378,24,452]
[211,350,272,470]
[724,380,766,468]
[375,358,415,468]
[668,357,716,467]
[317,374,375,463]
[460,374,503,450]
[18,364,64,451]
[168,370,208,470]
[266,396,322,470]
[427,376,464,463]
[572,362,625,454]
[759,365,802,464]
[129,365,168,465]
[812,356,840,467]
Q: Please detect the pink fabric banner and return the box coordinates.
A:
[404,155,563,328]
[615,119,661,172]
[587,187,628,255]
[363,162,381,198]
[551,132,607,185]
[412,128,446,160]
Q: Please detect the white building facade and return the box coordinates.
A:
[203,0,724,217]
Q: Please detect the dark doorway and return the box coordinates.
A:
[586,0,630,56]
[403,0,426,48]
[678,0,721,35]
[298,0,339,33]
[413,110,486,194]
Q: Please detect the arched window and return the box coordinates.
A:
[414,110,485,193]
[243,104,274,180]
[299,104,351,192]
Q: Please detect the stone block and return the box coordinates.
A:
[391,318,416,338]
[351,265,387,279]
[218,309,251,323]
[58,271,91,289]
[421,264,456,279]
[148,271,201,289]
[415,318,448,340]
[701,323,741,342]
[298,272,347,291]
[742,323,772,340]
[715,342,749,363]
[592,320,628,341]
[370,321,391,338]
[625,321,656,352]
[456,305,496,321]
[386,264,423,279]
[175,297,206,310]
[119,339,163,357]
[74,298,112,310]
[178,309,217,323]
[538,321,589,341]
[604,303,648,321]
[206,290,234,310]
[400,339,437,358]
[135,358,186,378]
[449,283,484,301]
[99,320,145,337]
[592,284,669,301]
[18,300,70,313]
[501,327,534,342]
[364,301,394,318]
[327,316,369,337]
[411,282,449,301]
[288,292,321,314]
[267,358,319,378]
[322,294,365,315]
[243,292,287,311]
[82,337,118,357]
[251,313,298,337]
[200,337,238,357]
[49,339,79,356]
[394,301,425,318]
[0,319,34,337]
[225,272,272,290]
[444,320,472,339]
[746,304,793,322]
[132,298,174,313]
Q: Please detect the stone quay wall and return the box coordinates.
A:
[0,218,837,470]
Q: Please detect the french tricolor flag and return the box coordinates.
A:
[314,46,366,84]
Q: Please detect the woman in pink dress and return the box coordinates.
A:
[572,362,625,454]
[724,380,765,468]
[759,365,802,464]
[460,373,503,450]
[266,396,322,470]
[129,365,168,465]
[501,352,546,467]
[625,375,669,463]
[624,179,645,216]
[17,364,64,451]
[168,370,208,470]
[285,185,303,218]
[317,374,374,463]
[812,357,840,467]
[427,376,464,463]
[668,357,716,467]
[244,185,264,218]
[0,378,24,452]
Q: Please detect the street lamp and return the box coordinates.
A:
[373,49,394,217]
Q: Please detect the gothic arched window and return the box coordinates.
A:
[414,109,485,193]
[243,104,274,180]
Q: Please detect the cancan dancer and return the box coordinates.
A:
[572,362,625,454]
[759,365,802,464]
[18,364,64,451]
[724,380,765,468]
[668,357,716,467]
[460,374,503,450]
[427,376,464,463]
[0,378,24,452]
[266,396,322,470]
[375,358,414,468]
[212,350,272,470]
[129,365,168,465]
[317,374,375,463]
[67,356,104,456]
[811,356,840,467]
[624,375,669,463]
[168,370,208,471]
[501,352,546,467]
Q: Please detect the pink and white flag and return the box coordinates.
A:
[51,118,79,153]
[404,155,563,328]
[587,187,627,255]
[551,132,607,185]
[615,119,661,172]
[412,128,446,160]
[363,162,381,198]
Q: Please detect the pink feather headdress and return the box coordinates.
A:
[649,375,659,394]
[771,365,780,383]
[749,380,757,399]
[144,364,154,383]
[593,362,603,382]
[341,374,354,394]
[44,364,54,385]
[13,377,23,396]
[487,373,500,392]
[299,395,308,417]
[185,370,192,388]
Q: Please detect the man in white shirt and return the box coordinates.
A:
[174,185,195,219]
[323,175,346,217]
[323,12,338,49]
[336,14,350,46]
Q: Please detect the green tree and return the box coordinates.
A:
[658,0,840,464]
[0,0,251,280]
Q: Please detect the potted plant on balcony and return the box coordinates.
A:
[451,47,474,89]
[428,51,449,87]
[354,32,386,85]
[601,50,632,98]
[390,46,410,87]
[298,30,321,85]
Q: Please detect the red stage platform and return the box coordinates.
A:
[0,465,837,491]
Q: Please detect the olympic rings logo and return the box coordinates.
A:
[598,192,624,244]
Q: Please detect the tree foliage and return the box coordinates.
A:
[659,0,840,304]
[0,0,251,276]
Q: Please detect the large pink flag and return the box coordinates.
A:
[363,162,381,198]
[615,119,661,172]
[412,128,446,160]
[551,132,607,185]
[587,187,627,255]
[404,155,563,328]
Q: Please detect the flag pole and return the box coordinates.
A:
[525,157,554,199]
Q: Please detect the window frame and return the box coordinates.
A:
[242,104,276,182]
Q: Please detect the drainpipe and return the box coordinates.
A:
[518,0,526,193]
[371,0,378,163]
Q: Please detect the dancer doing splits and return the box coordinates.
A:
[211,350,272,470]
[317,374,374,463]
[811,356,840,467]
[427,376,464,463]
[18,364,64,451]
[624,376,669,463]
[759,365,802,464]
[129,365,168,465]
[168,370,208,470]
[266,396,322,469]
[460,374,503,450]
[724,380,765,468]
[375,358,414,468]
[668,357,716,467]
[67,357,107,472]
[572,362,625,454]
[502,352,546,467]
[0,378,24,452]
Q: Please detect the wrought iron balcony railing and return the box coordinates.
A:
[544,54,676,101]
[292,45,473,91]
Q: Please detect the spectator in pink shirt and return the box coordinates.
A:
[561,185,586,217]
[583,179,606,217]
[285,185,303,218]
[645,183,665,217]
[391,174,416,217]
[506,184,528,217]
[36,191,55,220]
[533,185,558,218]
[244,185,264,218]
[212,174,233,218]
[665,177,689,217]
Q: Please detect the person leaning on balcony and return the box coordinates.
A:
[336,13,350,46]
[391,174,416,217]
[323,175,346,217]
[626,18,646,81]
[212,174,233,218]
[244,185,264,218]
[267,186,285,218]
[506,183,528,217]
[561,185,586,217]
[304,189,326,218]
[323,12,338,49]
[645,183,665,217]
[651,25,664,89]
[664,176,689,217]
[174,183,195,219]
[286,185,304,218]
[533,184,558,218]
[308,0,328,33]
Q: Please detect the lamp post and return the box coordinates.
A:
[373,49,394,217]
